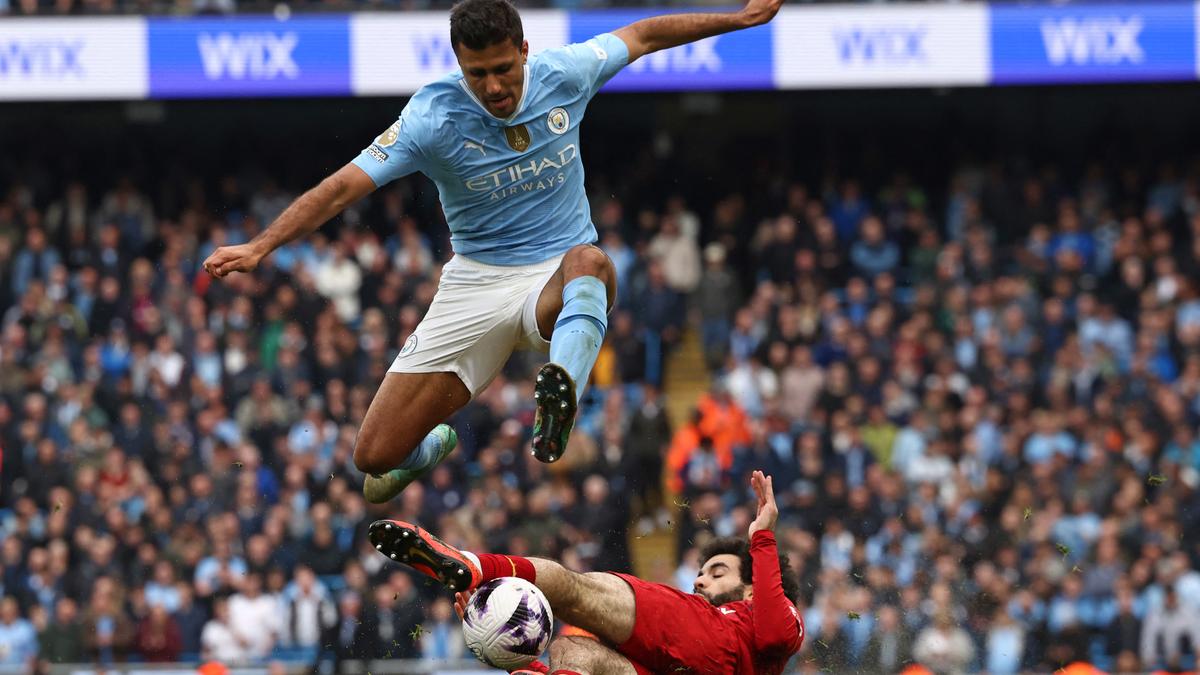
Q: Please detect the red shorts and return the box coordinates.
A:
[611,573,740,675]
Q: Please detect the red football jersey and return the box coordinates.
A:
[719,531,805,674]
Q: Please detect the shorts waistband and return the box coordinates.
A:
[446,253,565,273]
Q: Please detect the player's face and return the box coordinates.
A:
[694,554,749,607]
[456,39,529,118]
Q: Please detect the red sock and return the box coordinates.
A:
[477,553,537,584]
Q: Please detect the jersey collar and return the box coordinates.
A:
[457,64,531,125]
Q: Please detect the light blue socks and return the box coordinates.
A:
[549,276,608,403]
[399,431,441,470]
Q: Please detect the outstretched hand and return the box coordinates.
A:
[740,0,783,28]
[454,590,474,620]
[748,470,779,537]
[203,243,264,279]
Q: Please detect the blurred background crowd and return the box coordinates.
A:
[1,84,1200,675]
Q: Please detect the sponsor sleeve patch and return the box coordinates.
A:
[366,145,389,163]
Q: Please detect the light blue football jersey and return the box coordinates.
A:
[352,33,630,266]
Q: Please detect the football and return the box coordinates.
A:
[462,577,554,670]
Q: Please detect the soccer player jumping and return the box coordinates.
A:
[202,0,784,503]
[371,471,804,674]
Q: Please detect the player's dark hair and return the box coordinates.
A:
[700,537,801,605]
[450,0,524,52]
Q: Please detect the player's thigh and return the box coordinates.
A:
[353,371,470,474]
[556,572,637,645]
[533,245,618,340]
[605,573,739,674]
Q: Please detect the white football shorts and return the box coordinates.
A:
[388,253,562,397]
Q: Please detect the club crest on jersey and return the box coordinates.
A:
[547,107,570,135]
[377,121,401,147]
[504,124,531,152]
[400,334,418,356]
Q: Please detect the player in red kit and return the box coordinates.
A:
[370,471,803,674]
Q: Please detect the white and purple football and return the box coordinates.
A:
[462,577,554,670]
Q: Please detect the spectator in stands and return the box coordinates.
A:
[0,596,37,668]
[228,572,283,660]
[862,604,914,673]
[420,596,464,661]
[135,604,183,663]
[193,541,247,599]
[201,598,246,665]
[984,609,1025,675]
[284,565,337,650]
[173,585,208,657]
[334,592,377,665]
[1106,585,1141,666]
[82,577,134,665]
[12,228,61,297]
[850,216,899,278]
[38,598,84,667]
[648,215,701,294]
[697,243,740,371]
[913,611,976,674]
[1140,587,1200,671]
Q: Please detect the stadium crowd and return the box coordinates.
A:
[2,129,1200,675]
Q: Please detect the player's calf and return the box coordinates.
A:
[533,246,615,463]
[354,371,470,500]
[549,636,639,675]
[362,424,457,503]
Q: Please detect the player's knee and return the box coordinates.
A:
[352,446,386,476]
[564,244,613,282]
[550,635,602,664]
[352,431,392,475]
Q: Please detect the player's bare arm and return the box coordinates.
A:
[611,0,783,64]
[202,163,376,278]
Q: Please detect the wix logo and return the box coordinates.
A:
[197,32,299,80]
[1040,17,1144,66]
[832,26,928,64]
[0,40,83,78]
[628,37,721,74]
[410,34,457,72]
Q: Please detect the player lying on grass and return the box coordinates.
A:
[202,0,784,505]
[371,471,804,675]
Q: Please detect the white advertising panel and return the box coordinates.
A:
[351,11,568,96]
[0,17,147,100]
[773,4,990,89]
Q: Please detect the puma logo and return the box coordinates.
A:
[463,140,486,156]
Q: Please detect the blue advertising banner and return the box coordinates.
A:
[568,10,773,91]
[990,2,1195,85]
[7,2,1200,102]
[148,16,351,98]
